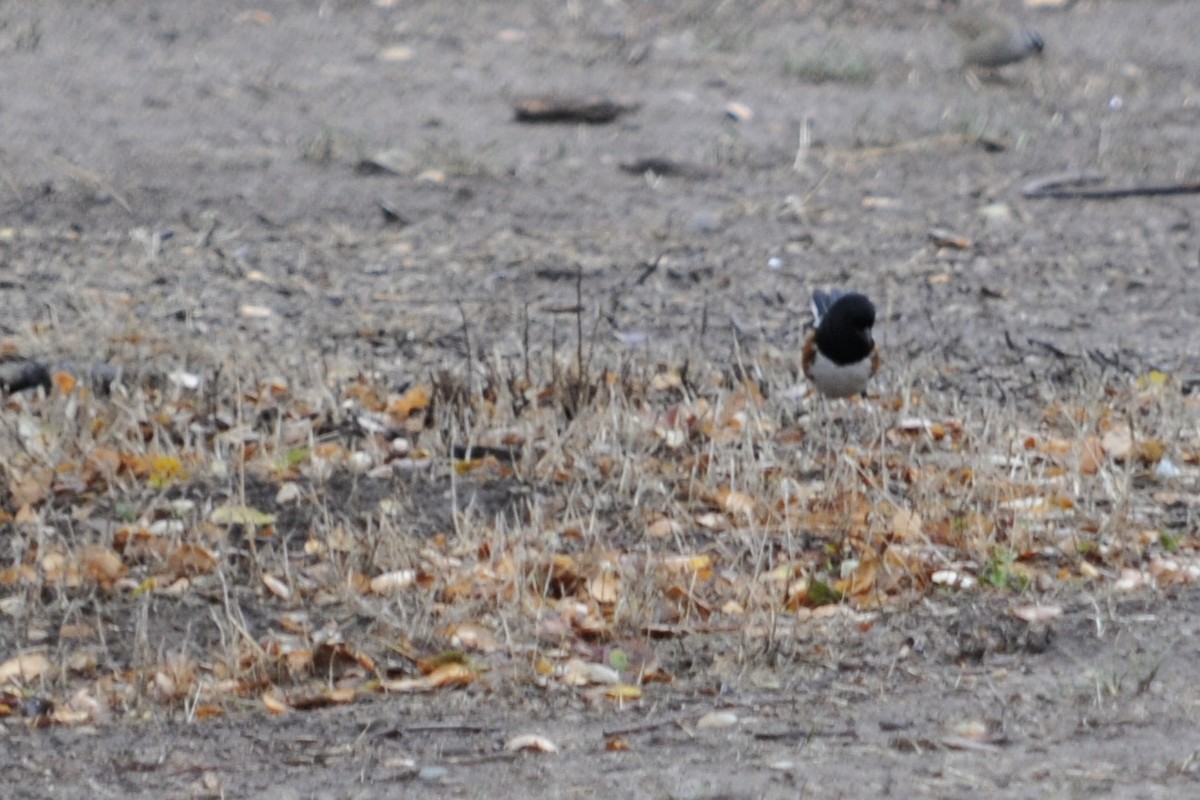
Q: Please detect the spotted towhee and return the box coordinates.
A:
[802,290,879,398]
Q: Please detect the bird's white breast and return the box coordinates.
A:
[809,351,873,398]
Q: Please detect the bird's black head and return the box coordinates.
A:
[828,292,875,332]
[815,292,876,365]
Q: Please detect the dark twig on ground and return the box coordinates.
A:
[513,95,638,124]
[1023,172,1200,199]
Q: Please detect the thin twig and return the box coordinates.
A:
[522,302,531,386]
[574,264,584,381]
[830,133,1003,166]
[1023,172,1200,200]
[46,154,133,214]
[457,300,474,395]
[1027,338,1074,359]
[635,255,661,286]
[402,722,496,734]
[602,714,691,738]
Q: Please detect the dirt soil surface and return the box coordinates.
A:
[2,0,1200,798]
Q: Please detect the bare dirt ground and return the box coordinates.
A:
[2,1,1200,798]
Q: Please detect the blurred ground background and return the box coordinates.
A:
[1,1,1199,797]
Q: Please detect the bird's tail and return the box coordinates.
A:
[810,289,846,327]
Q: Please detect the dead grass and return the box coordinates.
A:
[0,333,1196,725]
[783,43,878,85]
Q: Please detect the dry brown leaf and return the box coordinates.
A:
[329,686,358,704]
[281,648,314,676]
[381,661,473,693]
[1115,568,1150,592]
[1148,556,1200,586]
[891,509,922,541]
[950,718,991,742]
[657,554,713,577]
[152,653,197,702]
[664,584,713,619]
[10,469,52,509]
[81,545,127,589]
[67,651,98,676]
[240,303,272,318]
[168,543,218,576]
[443,623,502,653]
[844,553,879,597]
[0,651,52,684]
[604,683,642,701]
[1040,437,1071,458]
[438,576,476,603]
[0,565,38,586]
[558,658,620,686]
[262,574,292,600]
[1078,435,1104,475]
[1012,604,1062,624]
[1136,439,1166,465]
[587,569,620,604]
[325,525,357,553]
[649,370,682,392]
[289,686,358,709]
[370,569,417,595]
[645,518,683,539]
[718,488,756,517]
[85,447,121,477]
[210,504,275,527]
[505,733,558,753]
[59,623,94,641]
[928,228,972,249]
[52,705,95,725]
[388,384,431,421]
[53,370,77,394]
[258,376,288,397]
[262,689,290,714]
[192,704,225,720]
[279,612,312,635]
[1101,426,1132,460]
[40,551,74,586]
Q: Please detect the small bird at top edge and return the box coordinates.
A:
[802,290,879,399]
[944,2,1044,70]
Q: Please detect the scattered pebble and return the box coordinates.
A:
[1156,458,1180,479]
[168,370,203,391]
[724,101,753,122]
[378,45,414,62]
[687,210,724,233]
[932,569,977,589]
[275,482,302,505]
[613,330,649,347]
[347,451,374,474]
[696,711,739,730]
[979,203,1014,224]
[239,304,273,319]
[417,766,450,782]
